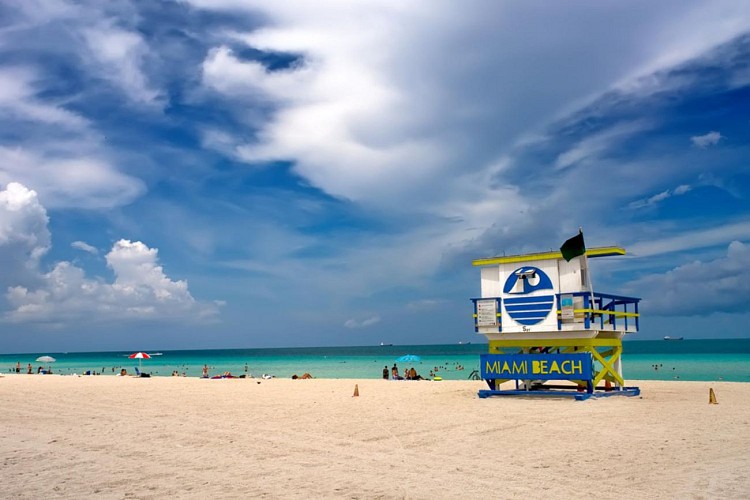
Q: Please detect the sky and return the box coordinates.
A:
[1,1,750,353]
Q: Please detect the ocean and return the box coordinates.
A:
[2,339,749,382]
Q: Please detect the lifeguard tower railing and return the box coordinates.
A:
[470,291,640,333]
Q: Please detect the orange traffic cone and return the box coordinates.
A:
[709,388,718,405]
[353,384,359,397]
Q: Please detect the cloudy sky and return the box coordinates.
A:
[1,0,749,353]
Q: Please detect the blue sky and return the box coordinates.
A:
[1,1,750,353]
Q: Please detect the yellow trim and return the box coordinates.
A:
[556,309,640,318]
[489,338,621,349]
[592,346,624,386]
[472,246,626,266]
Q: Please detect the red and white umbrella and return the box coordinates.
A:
[128,352,151,372]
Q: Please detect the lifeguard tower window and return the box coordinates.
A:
[581,268,587,287]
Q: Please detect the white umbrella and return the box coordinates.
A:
[35,355,56,373]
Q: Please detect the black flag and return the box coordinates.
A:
[560,231,586,262]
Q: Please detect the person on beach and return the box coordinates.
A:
[382,366,389,379]
[27,363,32,374]
[202,365,209,378]
[391,364,403,380]
[15,361,20,373]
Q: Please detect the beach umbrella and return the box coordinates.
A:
[128,352,151,372]
[397,354,421,363]
[35,355,56,373]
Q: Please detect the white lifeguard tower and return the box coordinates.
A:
[471,242,641,400]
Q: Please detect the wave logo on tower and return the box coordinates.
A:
[502,266,554,326]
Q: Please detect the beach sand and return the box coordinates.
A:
[1,376,748,499]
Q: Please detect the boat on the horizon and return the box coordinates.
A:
[663,336,684,341]
[380,342,393,346]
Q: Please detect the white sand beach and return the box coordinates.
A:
[1,376,748,499]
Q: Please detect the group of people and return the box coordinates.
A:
[384,364,425,380]
[428,362,464,378]
[201,364,252,379]
[11,362,52,374]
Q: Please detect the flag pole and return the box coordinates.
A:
[579,227,596,322]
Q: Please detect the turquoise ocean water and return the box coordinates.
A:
[2,339,749,382]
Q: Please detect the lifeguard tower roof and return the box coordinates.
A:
[472,246,625,267]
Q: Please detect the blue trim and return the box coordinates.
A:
[478,386,641,400]
[504,303,553,312]
[508,311,552,320]
[505,296,554,304]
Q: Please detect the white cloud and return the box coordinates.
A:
[555,121,653,170]
[406,299,442,310]
[0,65,145,210]
[0,182,50,289]
[0,67,88,129]
[628,221,750,257]
[628,184,692,209]
[344,315,381,329]
[195,0,750,241]
[626,241,750,316]
[0,147,144,209]
[82,24,161,106]
[691,131,723,148]
[71,240,98,254]
[0,182,218,325]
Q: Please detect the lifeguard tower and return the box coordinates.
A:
[471,237,641,400]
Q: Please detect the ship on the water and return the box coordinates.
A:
[663,336,684,341]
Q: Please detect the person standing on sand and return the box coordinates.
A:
[202,365,209,378]
[16,361,20,373]
[27,363,32,374]
[382,366,388,379]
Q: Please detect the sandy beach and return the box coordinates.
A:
[1,376,748,499]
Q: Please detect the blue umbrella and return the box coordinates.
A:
[397,354,421,363]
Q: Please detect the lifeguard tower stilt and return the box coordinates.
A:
[471,242,641,401]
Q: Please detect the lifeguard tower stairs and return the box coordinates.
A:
[471,246,641,400]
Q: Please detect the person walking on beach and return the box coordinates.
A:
[382,366,389,379]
